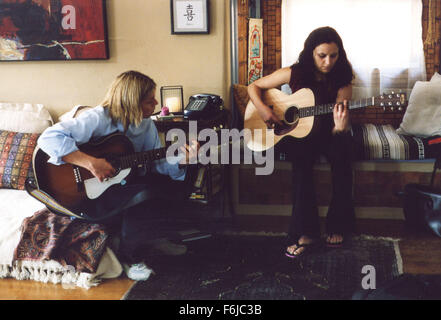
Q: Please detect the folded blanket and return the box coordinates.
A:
[13,208,108,274]
[352,124,429,160]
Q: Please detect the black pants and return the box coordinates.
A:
[93,171,194,263]
[278,127,355,240]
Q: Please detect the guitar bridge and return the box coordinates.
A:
[73,166,85,192]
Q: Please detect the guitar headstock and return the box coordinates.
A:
[374,92,407,111]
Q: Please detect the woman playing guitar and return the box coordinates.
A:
[248,27,355,258]
[37,71,199,281]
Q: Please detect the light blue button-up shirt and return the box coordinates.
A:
[37,106,186,181]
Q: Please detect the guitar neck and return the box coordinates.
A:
[298,97,375,118]
[117,147,168,169]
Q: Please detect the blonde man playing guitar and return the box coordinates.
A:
[37,71,199,281]
[248,27,355,258]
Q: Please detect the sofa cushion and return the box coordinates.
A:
[352,124,434,160]
[396,81,441,138]
[430,72,441,83]
[0,103,53,134]
[233,84,250,119]
[272,124,433,162]
[0,130,39,190]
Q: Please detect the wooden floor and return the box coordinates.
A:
[1,216,440,300]
[0,277,134,300]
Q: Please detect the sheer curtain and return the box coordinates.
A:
[281,0,426,99]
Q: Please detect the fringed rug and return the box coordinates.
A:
[123,233,403,300]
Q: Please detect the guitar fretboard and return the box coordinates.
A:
[118,147,168,169]
[298,97,375,118]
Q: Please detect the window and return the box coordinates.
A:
[281,0,426,99]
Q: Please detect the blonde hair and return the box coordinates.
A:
[101,71,156,130]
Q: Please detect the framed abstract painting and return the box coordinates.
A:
[0,0,109,61]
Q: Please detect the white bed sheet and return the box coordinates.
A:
[0,190,44,265]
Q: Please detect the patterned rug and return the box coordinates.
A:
[123,233,403,300]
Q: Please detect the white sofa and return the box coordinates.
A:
[0,103,122,289]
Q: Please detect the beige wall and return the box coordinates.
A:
[0,0,230,120]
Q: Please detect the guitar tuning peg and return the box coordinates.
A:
[390,107,394,111]
[398,107,403,111]
[391,91,395,94]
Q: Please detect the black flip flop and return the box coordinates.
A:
[285,241,318,258]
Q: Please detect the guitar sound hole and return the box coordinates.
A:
[274,106,299,136]
[284,106,299,125]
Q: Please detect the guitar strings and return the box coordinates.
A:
[298,98,371,118]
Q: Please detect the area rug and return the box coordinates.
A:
[123,233,403,300]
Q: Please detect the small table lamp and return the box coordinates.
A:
[160,85,184,114]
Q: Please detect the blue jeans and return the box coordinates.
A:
[94,173,192,263]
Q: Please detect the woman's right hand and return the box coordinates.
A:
[88,158,116,182]
[62,150,116,182]
[258,106,283,129]
[247,67,290,129]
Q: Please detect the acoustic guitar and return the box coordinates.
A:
[244,88,407,151]
[32,132,169,212]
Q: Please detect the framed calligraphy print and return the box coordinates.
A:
[171,0,209,34]
[0,0,109,61]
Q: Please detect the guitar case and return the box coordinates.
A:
[399,137,441,238]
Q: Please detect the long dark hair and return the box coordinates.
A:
[290,26,353,92]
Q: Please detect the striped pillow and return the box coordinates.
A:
[352,124,428,160]
[0,130,39,190]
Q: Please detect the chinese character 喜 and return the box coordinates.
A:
[184,4,195,21]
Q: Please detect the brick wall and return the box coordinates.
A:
[261,0,281,77]
[237,0,441,127]
[350,103,406,128]
[237,0,249,87]
[237,0,282,84]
